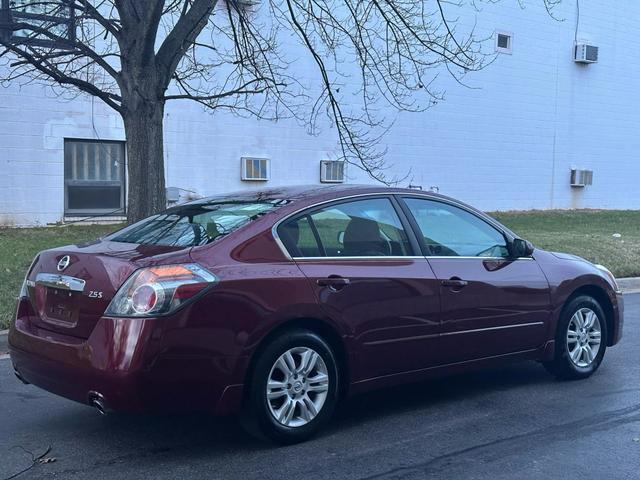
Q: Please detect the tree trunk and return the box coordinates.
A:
[122,100,166,224]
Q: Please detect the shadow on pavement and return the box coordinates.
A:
[41,360,553,455]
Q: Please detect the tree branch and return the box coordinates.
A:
[70,0,121,38]
[6,20,121,82]
[155,0,220,88]
[1,42,122,111]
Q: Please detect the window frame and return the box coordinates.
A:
[274,194,422,260]
[0,0,76,48]
[397,195,518,259]
[63,138,127,217]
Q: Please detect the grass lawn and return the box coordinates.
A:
[1,210,639,330]
[0,224,122,330]
[492,210,640,278]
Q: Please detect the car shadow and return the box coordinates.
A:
[334,361,553,427]
[102,361,552,451]
[7,360,557,473]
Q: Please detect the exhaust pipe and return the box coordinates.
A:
[87,391,108,416]
[13,366,29,385]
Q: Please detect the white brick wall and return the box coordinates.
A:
[1,1,639,225]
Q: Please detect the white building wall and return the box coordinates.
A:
[1,1,639,226]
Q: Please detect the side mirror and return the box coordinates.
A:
[337,231,345,245]
[510,238,534,258]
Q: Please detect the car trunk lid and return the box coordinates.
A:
[25,240,187,339]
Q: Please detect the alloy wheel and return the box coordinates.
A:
[266,347,329,427]
[566,307,602,368]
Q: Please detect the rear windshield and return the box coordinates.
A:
[106,200,285,247]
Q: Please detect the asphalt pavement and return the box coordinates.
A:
[1,295,639,480]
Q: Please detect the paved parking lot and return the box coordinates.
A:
[1,294,639,480]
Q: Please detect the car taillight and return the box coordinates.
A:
[19,254,40,299]
[19,279,29,299]
[105,263,217,317]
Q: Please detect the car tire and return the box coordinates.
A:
[543,295,608,380]
[241,329,340,444]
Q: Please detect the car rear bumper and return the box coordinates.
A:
[9,300,244,414]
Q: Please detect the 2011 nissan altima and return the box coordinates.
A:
[9,185,623,443]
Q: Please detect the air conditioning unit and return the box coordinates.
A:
[320,160,345,183]
[574,43,598,64]
[241,157,269,181]
[166,187,181,204]
[570,168,593,187]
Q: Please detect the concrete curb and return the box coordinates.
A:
[617,277,640,295]
[0,329,8,356]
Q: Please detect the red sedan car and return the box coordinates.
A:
[10,185,623,443]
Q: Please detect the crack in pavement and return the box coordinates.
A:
[358,403,640,479]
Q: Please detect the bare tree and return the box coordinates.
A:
[0,0,559,222]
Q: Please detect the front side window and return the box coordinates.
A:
[107,200,283,247]
[64,139,125,215]
[278,197,412,257]
[403,198,509,258]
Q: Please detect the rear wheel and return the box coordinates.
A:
[543,295,607,380]
[241,329,339,444]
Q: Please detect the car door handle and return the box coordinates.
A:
[316,277,350,289]
[441,278,468,288]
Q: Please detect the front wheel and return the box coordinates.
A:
[543,295,607,380]
[241,330,339,444]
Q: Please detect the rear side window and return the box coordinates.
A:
[278,197,413,257]
[403,198,508,257]
[278,215,322,257]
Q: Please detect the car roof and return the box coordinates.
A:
[185,184,518,235]
[191,184,446,205]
